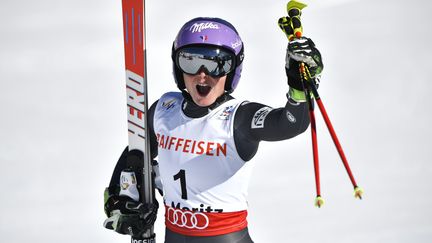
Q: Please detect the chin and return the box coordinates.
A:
[193,97,216,107]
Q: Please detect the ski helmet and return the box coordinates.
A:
[172,17,244,93]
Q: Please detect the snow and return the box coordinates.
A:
[1,0,431,242]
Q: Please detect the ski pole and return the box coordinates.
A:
[286,0,324,207]
[304,76,323,207]
[305,70,364,199]
[287,0,364,200]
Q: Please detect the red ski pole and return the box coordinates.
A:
[306,74,363,199]
[303,74,323,207]
[287,0,363,202]
[287,0,324,207]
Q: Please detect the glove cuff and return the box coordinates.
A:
[287,87,307,103]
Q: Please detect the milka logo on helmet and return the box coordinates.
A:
[190,22,220,33]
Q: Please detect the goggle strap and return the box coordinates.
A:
[235,45,244,67]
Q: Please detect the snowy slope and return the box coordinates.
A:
[0,0,431,242]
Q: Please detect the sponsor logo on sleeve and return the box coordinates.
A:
[286,111,297,123]
[251,107,272,129]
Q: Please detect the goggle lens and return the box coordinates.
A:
[176,47,235,77]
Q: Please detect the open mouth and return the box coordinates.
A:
[196,84,212,96]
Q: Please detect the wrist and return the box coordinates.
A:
[287,87,307,103]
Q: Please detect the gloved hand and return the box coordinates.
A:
[286,37,323,80]
[278,16,323,102]
[103,193,158,238]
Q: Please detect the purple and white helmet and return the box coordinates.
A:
[172,17,244,93]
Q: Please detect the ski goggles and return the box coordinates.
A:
[175,46,236,77]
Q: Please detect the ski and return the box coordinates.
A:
[121,0,155,242]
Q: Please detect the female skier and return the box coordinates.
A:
[103,15,323,243]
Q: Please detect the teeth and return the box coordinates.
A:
[197,84,209,87]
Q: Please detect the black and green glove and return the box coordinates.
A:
[278,15,323,102]
[103,192,158,238]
